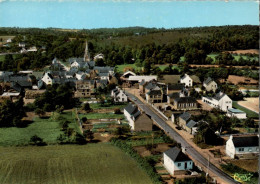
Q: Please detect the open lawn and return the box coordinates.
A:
[232,101,259,119]
[0,144,153,184]
[0,111,78,146]
[115,64,142,73]
[90,103,127,110]
[79,112,124,120]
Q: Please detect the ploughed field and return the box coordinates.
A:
[0,144,153,184]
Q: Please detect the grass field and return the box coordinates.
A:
[0,144,153,184]
[232,101,258,119]
[0,111,78,146]
[0,54,20,62]
[115,64,142,73]
[90,103,127,110]
[79,112,124,120]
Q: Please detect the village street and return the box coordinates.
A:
[125,88,239,184]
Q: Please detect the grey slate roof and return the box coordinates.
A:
[232,136,259,147]
[167,83,184,90]
[145,83,157,90]
[147,89,162,95]
[168,92,180,99]
[204,77,213,85]
[164,147,191,162]
[174,97,197,103]
[214,92,226,100]
[186,120,197,128]
[179,112,191,121]
[139,79,146,86]
[125,103,139,116]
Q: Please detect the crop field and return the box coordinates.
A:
[0,144,153,184]
[232,101,258,119]
[0,111,78,146]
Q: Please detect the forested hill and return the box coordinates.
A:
[0,25,258,72]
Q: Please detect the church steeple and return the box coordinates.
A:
[84,41,90,62]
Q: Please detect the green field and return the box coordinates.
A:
[232,101,258,119]
[0,111,78,146]
[79,112,124,120]
[90,103,127,110]
[115,64,142,73]
[0,144,153,184]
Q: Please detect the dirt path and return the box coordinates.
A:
[237,97,259,113]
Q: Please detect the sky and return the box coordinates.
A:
[0,0,258,29]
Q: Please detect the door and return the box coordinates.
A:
[184,162,187,169]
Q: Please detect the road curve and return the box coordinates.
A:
[126,92,239,184]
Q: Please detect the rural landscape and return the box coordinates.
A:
[0,1,259,184]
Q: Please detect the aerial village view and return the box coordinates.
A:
[0,1,259,184]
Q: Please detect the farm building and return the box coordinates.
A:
[227,108,247,119]
[202,92,232,112]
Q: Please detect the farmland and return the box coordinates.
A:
[0,144,153,184]
[232,101,258,119]
[79,112,124,120]
[0,111,78,146]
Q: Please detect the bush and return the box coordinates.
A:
[82,103,92,112]
[114,108,121,114]
[110,138,162,184]
[35,108,46,117]
[30,135,46,146]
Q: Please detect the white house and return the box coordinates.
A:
[94,53,104,61]
[18,42,26,47]
[27,46,37,52]
[163,147,193,175]
[128,75,157,83]
[111,87,127,102]
[227,108,247,119]
[121,71,136,79]
[6,38,12,43]
[226,135,259,159]
[180,74,192,87]
[202,92,232,112]
[41,72,54,86]
[203,77,218,92]
[124,103,153,131]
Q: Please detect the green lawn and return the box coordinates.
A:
[232,101,258,119]
[0,144,153,184]
[90,103,127,110]
[79,112,124,120]
[115,64,142,73]
[0,111,78,146]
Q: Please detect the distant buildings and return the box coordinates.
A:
[111,87,128,102]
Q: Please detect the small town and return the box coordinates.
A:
[0,1,259,184]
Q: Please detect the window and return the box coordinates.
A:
[238,148,244,152]
[177,163,181,167]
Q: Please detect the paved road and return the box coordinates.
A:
[126,92,239,184]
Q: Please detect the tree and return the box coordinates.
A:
[35,108,46,117]
[81,103,92,112]
[30,135,46,146]
[114,108,121,114]
[243,118,255,128]
[75,132,87,144]
[83,130,94,141]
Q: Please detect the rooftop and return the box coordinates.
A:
[164,147,191,162]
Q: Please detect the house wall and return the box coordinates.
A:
[226,138,236,158]
[179,118,187,128]
[180,75,193,87]
[124,109,135,130]
[204,81,217,92]
[174,161,193,172]
[227,112,247,119]
[163,153,174,175]
[42,73,53,85]
[173,101,197,110]
[115,91,127,102]
[134,114,153,131]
